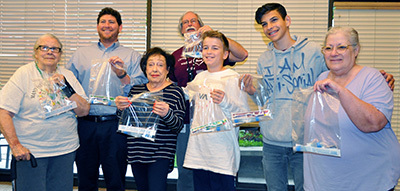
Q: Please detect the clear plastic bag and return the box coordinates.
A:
[33,78,77,119]
[186,77,231,134]
[292,87,341,157]
[249,74,271,108]
[117,92,163,142]
[183,31,202,58]
[232,74,273,126]
[88,59,123,106]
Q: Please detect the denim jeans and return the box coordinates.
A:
[15,151,76,191]
[262,142,304,191]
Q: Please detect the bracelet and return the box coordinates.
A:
[60,78,76,98]
[117,71,127,79]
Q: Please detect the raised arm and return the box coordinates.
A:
[109,56,131,85]
[69,93,90,117]
[314,78,388,133]
[157,88,186,133]
[53,74,90,117]
[197,25,248,62]
[227,37,248,62]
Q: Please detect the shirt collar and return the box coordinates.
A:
[97,40,120,51]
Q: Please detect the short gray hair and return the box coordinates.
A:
[178,11,204,36]
[324,26,360,50]
[33,33,63,53]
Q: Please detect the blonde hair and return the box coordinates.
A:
[201,30,229,52]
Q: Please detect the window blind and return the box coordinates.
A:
[334,7,400,190]
[0,0,147,89]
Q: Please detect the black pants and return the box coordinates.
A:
[75,118,127,191]
[193,169,235,191]
[130,159,170,191]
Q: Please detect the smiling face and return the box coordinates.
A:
[324,32,359,76]
[260,10,291,44]
[34,36,62,70]
[146,54,169,85]
[180,12,201,35]
[202,37,229,72]
[97,14,122,44]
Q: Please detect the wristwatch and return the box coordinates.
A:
[117,71,127,79]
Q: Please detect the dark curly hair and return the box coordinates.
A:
[97,7,122,26]
[140,47,175,79]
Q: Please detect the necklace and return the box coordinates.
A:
[35,61,57,79]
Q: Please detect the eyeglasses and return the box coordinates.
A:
[321,45,352,54]
[37,45,62,53]
[182,18,198,26]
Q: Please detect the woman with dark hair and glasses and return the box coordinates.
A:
[0,33,89,191]
[115,47,185,191]
[303,26,400,191]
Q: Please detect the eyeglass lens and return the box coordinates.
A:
[323,45,348,54]
[38,45,61,53]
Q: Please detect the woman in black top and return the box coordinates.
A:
[115,47,185,191]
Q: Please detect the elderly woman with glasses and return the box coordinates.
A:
[303,26,400,191]
[0,33,89,191]
[115,47,185,191]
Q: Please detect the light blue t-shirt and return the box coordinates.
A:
[304,67,400,191]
